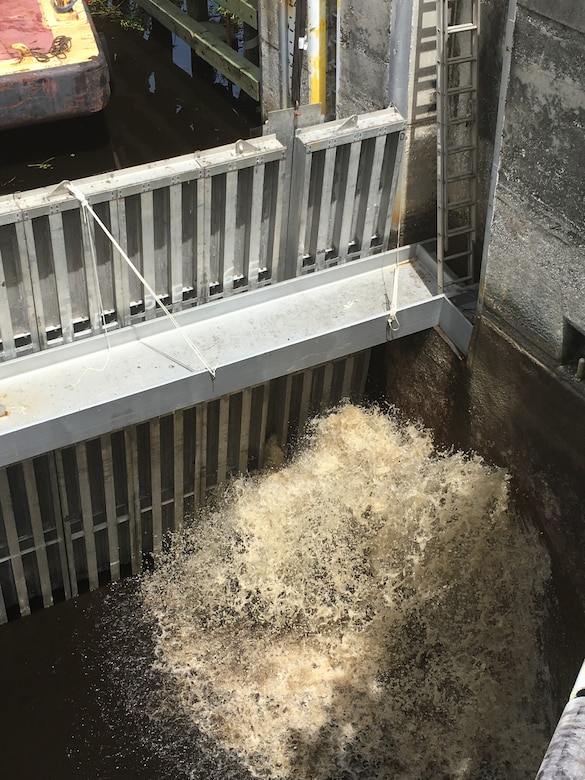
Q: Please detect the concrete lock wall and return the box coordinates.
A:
[383,0,585,619]
[481,0,585,362]
[474,0,585,603]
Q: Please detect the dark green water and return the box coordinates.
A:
[0,13,256,195]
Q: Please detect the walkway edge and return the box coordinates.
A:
[0,245,451,467]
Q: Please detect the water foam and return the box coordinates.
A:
[141,404,552,779]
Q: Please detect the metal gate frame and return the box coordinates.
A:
[0,105,405,364]
[0,352,370,621]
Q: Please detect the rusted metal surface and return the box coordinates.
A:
[0,0,110,129]
[0,56,110,130]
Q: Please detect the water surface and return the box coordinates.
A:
[0,404,570,778]
[0,15,255,194]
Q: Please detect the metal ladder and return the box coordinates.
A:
[436,0,479,292]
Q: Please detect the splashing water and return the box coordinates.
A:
[141,404,553,779]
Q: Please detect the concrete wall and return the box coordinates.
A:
[381,321,585,712]
[257,0,287,114]
[258,0,398,117]
[481,1,585,361]
[398,0,439,244]
[472,0,585,596]
[522,0,585,35]
[335,0,393,116]
[383,0,585,636]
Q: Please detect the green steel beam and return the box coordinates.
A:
[217,0,258,29]
[135,0,260,100]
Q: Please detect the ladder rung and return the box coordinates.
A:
[447,23,478,34]
[447,114,475,126]
[447,225,474,238]
[448,198,475,209]
[447,171,475,183]
[448,144,476,154]
[447,54,477,65]
[444,274,474,287]
[447,85,476,96]
[444,249,473,262]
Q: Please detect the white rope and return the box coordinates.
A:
[387,174,404,334]
[387,261,400,333]
[64,181,216,379]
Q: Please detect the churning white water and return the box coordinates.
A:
[141,404,553,779]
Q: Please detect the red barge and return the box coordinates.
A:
[0,0,110,130]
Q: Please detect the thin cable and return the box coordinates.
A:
[387,261,400,333]
[387,172,404,334]
[64,181,216,379]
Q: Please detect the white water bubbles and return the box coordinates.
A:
[141,404,553,779]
